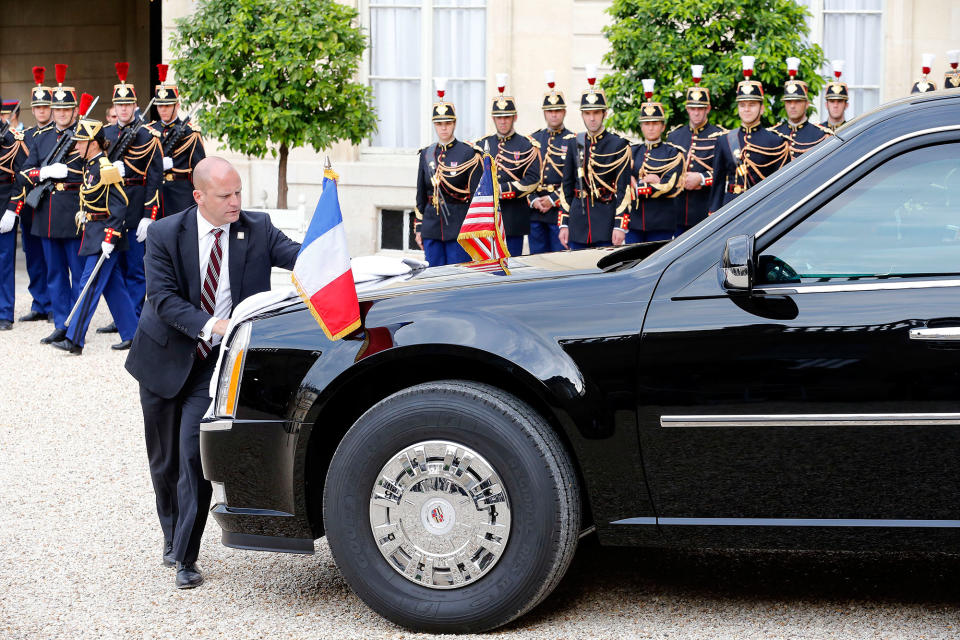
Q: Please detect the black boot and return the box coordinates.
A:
[18,310,46,322]
[162,540,176,567]
[51,338,83,355]
[111,339,133,351]
[0,320,11,331]
[96,322,118,334]
[41,328,67,344]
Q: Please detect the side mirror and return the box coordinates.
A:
[719,235,754,291]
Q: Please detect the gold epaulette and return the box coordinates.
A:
[665,141,686,153]
[708,128,726,137]
[13,130,24,141]
[149,128,161,138]
[667,124,682,134]
[526,136,541,149]
[812,122,833,133]
[767,127,790,140]
[470,142,483,154]
[99,157,122,185]
[563,133,576,140]
[189,122,201,132]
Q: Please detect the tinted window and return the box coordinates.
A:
[758,143,960,283]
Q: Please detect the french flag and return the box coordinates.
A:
[292,169,361,341]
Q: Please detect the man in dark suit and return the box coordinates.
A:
[125,156,300,589]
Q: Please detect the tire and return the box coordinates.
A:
[323,380,580,633]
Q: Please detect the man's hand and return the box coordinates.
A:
[162,157,174,171]
[212,318,230,336]
[39,163,68,181]
[0,211,16,234]
[113,161,126,178]
[136,218,153,243]
[415,231,423,250]
[612,228,626,246]
[558,227,569,249]
[644,173,661,184]
[533,196,553,213]
[684,172,703,190]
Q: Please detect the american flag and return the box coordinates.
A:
[457,154,511,262]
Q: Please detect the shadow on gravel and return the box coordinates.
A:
[519,536,960,627]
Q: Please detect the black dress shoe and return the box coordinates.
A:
[18,310,47,322]
[162,540,176,567]
[111,339,132,351]
[52,338,83,355]
[41,328,67,344]
[175,562,203,589]
[96,322,118,334]
[0,320,11,331]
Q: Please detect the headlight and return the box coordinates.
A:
[215,321,253,417]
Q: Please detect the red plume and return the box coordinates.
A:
[115,62,129,83]
[55,63,67,85]
[78,93,94,117]
[157,64,169,83]
[33,66,45,85]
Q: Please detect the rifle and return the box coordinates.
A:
[108,97,156,163]
[161,108,199,157]
[0,101,20,139]
[24,96,99,209]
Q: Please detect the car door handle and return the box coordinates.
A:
[909,327,960,341]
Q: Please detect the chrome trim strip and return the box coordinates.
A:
[611,517,960,527]
[660,413,960,428]
[754,279,960,295]
[200,419,234,432]
[909,327,960,341]
[754,125,960,239]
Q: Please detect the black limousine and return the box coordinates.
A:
[201,90,960,633]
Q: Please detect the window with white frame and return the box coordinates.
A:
[369,0,486,150]
[379,208,419,251]
[801,0,884,120]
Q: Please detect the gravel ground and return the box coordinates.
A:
[2,253,959,639]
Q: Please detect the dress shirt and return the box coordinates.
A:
[196,210,231,345]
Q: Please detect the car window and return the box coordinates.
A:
[758,142,960,284]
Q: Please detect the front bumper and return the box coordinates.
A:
[200,417,316,553]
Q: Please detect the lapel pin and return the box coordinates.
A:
[237,231,244,239]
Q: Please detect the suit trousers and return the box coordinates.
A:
[20,211,51,314]
[40,236,84,330]
[66,254,138,347]
[119,234,146,319]
[140,350,217,564]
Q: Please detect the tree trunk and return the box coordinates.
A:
[277,143,289,209]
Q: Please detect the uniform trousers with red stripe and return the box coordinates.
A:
[40,237,83,330]
[139,348,218,564]
[65,254,138,347]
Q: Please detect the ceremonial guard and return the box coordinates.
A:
[772,57,832,161]
[910,54,938,93]
[14,68,56,323]
[614,79,684,245]
[559,65,632,250]
[103,62,163,329]
[945,50,960,89]
[16,64,87,345]
[709,57,790,214]
[528,71,573,254]
[0,96,29,330]
[151,64,206,216]
[821,60,849,131]
[413,79,482,266]
[666,65,726,234]
[477,75,541,256]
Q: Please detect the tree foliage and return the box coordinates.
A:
[602,0,827,135]
[171,0,377,207]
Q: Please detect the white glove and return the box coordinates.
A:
[101,241,115,258]
[39,163,68,181]
[113,161,126,178]
[162,157,174,171]
[0,211,16,234]
[136,218,153,243]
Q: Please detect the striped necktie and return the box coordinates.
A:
[196,227,224,360]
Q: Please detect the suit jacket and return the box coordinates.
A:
[125,206,301,398]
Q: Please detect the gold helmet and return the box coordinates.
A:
[74,94,104,142]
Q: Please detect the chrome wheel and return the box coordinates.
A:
[369,440,511,589]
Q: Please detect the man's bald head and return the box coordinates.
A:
[193,156,243,227]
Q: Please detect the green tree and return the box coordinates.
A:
[171,0,377,208]
[602,0,826,135]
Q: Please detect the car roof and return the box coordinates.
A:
[836,89,960,142]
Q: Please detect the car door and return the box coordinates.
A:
[634,135,960,550]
